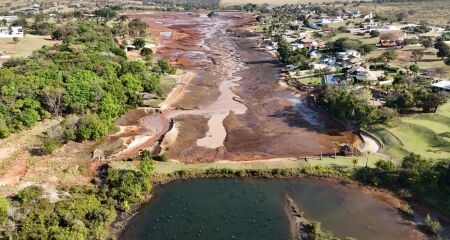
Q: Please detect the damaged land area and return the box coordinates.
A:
[111,11,360,163]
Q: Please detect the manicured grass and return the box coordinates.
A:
[298,76,322,85]
[369,102,450,161]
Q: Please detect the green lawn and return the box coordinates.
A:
[332,32,379,45]
[298,76,322,85]
[369,102,450,161]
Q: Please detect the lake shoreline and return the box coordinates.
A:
[110,166,429,240]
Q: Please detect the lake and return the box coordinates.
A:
[120,178,423,240]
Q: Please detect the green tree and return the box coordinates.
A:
[139,156,155,177]
[133,38,145,50]
[435,40,450,59]
[64,70,103,113]
[381,50,398,62]
[352,158,359,168]
[409,64,420,77]
[411,50,424,64]
[375,159,396,171]
[140,47,153,57]
[75,114,109,141]
[369,30,380,38]
[421,38,433,49]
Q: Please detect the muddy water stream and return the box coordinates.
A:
[110,12,359,162]
[120,178,425,240]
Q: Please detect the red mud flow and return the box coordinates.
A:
[113,12,359,162]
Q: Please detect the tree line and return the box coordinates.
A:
[0,20,173,146]
[0,153,156,239]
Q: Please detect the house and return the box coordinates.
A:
[0,16,18,23]
[377,30,406,48]
[126,44,136,51]
[363,12,373,19]
[309,50,322,59]
[431,80,450,92]
[350,11,361,18]
[351,66,385,82]
[363,22,379,30]
[291,42,305,51]
[316,18,331,25]
[337,50,361,59]
[0,26,23,38]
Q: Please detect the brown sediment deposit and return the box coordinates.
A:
[110,12,359,162]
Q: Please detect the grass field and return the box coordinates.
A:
[0,35,59,58]
[332,32,379,45]
[298,76,322,85]
[111,153,390,175]
[369,102,450,161]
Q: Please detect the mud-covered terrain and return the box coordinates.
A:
[111,12,359,162]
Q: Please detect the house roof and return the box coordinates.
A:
[432,80,450,90]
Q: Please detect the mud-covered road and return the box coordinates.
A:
[109,12,359,162]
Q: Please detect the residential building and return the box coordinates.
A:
[431,80,450,92]
[0,26,23,38]
[0,16,18,23]
[350,66,385,82]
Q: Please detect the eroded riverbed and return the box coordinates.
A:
[120,178,425,240]
[109,12,359,162]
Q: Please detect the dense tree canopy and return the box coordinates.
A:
[0,21,164,140]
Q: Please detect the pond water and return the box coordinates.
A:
[120,178,422,240]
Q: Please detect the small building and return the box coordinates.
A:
[363,12,373,19]
[0,26,23,38]
[337,50,361,59]
[0,16,18,23]
[126,44,136,51]
[431,80,450,92]
[351,66,385,82]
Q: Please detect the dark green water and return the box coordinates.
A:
[120,178,421,240]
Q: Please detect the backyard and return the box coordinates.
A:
[369,102,450,161]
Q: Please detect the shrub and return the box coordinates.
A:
[423,214,441,235]
[0,125,10,139]
[41,138,62,155]
[153,153,168,162]
[76,114,109,141]
[140,47,153,57]
[133,38,145,49]
[16,186,44,204]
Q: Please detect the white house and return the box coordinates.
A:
[0,16,18,23]
[0,26,23,38]
[431,80,450,92]
[337,50,361,59]
[317,18,331,25]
